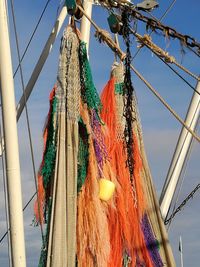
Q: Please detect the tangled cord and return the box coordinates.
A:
[122,10,135,179]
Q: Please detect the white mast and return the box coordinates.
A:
[0,1,26,266]
[160,80,200,220]
[80,0,93,53]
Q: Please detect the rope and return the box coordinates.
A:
[174,61,199,81]
[143,8,200,58]
[130,64,200,143]
[127,0,178,59]
[10,0,45,242]
[133,0,176,59]
[13,0,51,78]
[133,31,199,81]
[77,4,126,61]
[129,10,200,56]
[135,32,175,63]
[156,57,199,96]
[131,30,200,95]
[78,6,200,144]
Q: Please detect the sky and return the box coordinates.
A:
[0,0,200,266]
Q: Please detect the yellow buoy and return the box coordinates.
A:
[99,178,115,201]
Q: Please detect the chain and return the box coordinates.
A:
[131,10,200,55]
[115,7,200,56]
[99,0,200,55]
[164,183,200,225]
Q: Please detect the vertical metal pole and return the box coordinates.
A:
[160,80,200,220]
[0,1,26,266]
[80,0,93,53]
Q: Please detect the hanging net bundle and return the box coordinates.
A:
[34,24,175,267]
[101,62,175,267]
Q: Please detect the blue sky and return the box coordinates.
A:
[0,0,200,266]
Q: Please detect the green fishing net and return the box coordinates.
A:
[41,96,57,189]
[77,118,89,193]
[115,82,124,95]
[79,41,102,115]
[38,198,52,267]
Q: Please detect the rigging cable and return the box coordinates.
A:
[130,64,200,143]
[0,192,37,244]
[0,0,53,246]
[156,0,177,21]
[165,115,200,228]
[142,6,200,58]
[13,0,51,78]
[132,30,199,81]
[165,183,200,226]
[128,9,200,56]
[161,103,199,227]
[155,57,198,95]
[0,116,11,266]
[132,33,199,96]
[10,0,45,242]
[131,0,178,59]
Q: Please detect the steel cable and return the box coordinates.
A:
[13,0,51,78]
[10,0,45,242]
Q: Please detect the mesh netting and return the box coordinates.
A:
[77,119,89,193]
[79,41,102,116]
[42,96,57,189]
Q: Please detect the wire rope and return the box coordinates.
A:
[13,0,51,78]
[160,101,200,202]
[157,57,198,95]
[131,30,200,95]
[0,192,37,244]
[132,0,178,59]
[130,64,200,143]
[0,116,11,266]
[131,29,199,82]
[10,0,45,242]
[166,115,200,230]
[158,0,177,21]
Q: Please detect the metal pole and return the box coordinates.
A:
[80,0,93,53]
[0,1,26,266]
[160,80,200,220]
[16,5,67,121]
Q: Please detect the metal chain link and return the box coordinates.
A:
[130,10,200,56]
[164,183,200,225]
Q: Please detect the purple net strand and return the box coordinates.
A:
[91,110,109,174]
[141,214,163,267]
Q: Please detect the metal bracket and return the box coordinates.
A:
[136,0,159,11]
